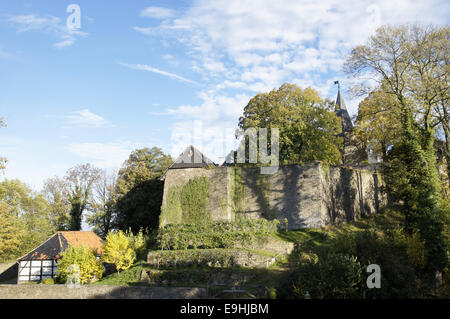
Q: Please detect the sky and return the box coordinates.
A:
[0,0,449,191]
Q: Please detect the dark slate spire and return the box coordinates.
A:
[334,81,353,132]
[167,145,216,169]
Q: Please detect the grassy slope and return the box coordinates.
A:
[95,208,406,288]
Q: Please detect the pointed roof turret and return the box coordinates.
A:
[168,145,216,170]
[334,81,353,132]
[160,145,216,180]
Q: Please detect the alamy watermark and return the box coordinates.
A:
[367,264,381,289]
[66,4,81,31]
[170,121,279,174]
[66,263,81,288]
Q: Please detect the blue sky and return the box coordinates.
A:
[0,0,449,190]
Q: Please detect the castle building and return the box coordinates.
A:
[334,81,367,165]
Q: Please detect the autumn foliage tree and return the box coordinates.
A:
[238,83,342,165]
[56,246,103,284]
[102,230,136,273]
[345,24,448,274]
[0,117,6,171]
[354,88,402,160]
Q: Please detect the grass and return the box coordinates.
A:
[273,207,404,248]
[147,247,278,258]
[95,208,407,292]
[93,264,144,286]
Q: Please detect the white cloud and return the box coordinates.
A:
[66,143,131,169]
[119,62,201,85]
[66,109,109,128]
[136,0,448,101]
[6,14,87,48]
[140,6,175,19]
[134,0,448,157]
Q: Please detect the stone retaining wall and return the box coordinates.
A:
[0,284,206,299]
[161,162,386,229]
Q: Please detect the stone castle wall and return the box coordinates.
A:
[0,284,206,299]
[160,162,386,229]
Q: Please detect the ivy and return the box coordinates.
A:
[157,219,280,250]
[255,174,274,219]
[148,249,238,268]
[231,167,245,215]
[160,176,210,226]
[181,177,210,224]
[160,187,182,226]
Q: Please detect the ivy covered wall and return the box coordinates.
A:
[159,163,386,229]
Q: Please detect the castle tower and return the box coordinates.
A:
[334,81,366,165]
[334,81,353,133]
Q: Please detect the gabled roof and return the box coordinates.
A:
[160,145,216,180]
[17,231,103,261]
[335,88,353,132]
[169,145,216,169]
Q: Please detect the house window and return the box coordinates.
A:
[18,260,58,282]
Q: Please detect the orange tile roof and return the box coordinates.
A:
[17,231,104,261]
[59,231,103,255]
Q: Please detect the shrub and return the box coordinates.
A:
[147,249,238,268]
[102,230,136,273]
[157,219,279,250]
[282,253,362,299]
[56,245,103,284]
[267,287,277,299]
[125,227,147,260]
[405,230,427,270]
[41,278,54,285]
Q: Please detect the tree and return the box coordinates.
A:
[65,163,102,231]
[56,246,103,284]
[238,83,342,165]
[0,117,6,171]
[0,179,55,261]
[125,228,147,260]
[345,24,448,273]
[86,170,118,238]
[117,147,173,188]
[354,89,403,160]
[0,201,23,262]
[102,230,135,273]
[42,177,71,230]
[115,147,172,233]
[432,89,450,186]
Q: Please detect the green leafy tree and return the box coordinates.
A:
[354,88,403,160]
[345,24,448,273]
[42,177,71,230]
[0,179,55,261]
[86,170,118,238]
[0,117,6,171]
[102,230,136,273]
[56,245,103,284]
[115,147,172,233]
[65,163,102,231]
[0,201,24,261]
[238,83,342,165]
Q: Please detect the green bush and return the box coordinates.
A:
[56,245,104,284]
[267,287,277,299]
[282,253,362,299]
[157,219,279,250]
[125,227,148,260]
[40,278,54,285]
[147,249,238,268]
